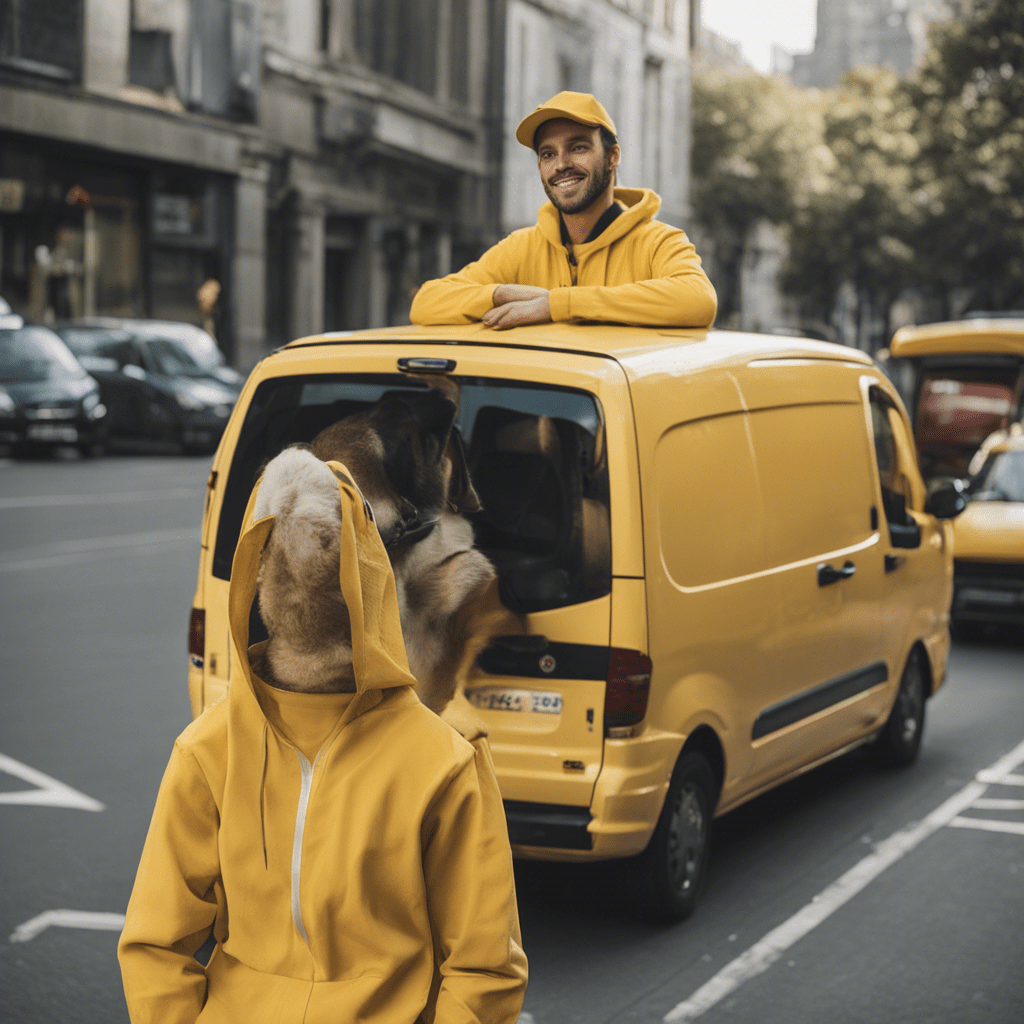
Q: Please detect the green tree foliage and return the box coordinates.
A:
[908,0,1024,312]
[782,68,923,335]
[694,0,1024,339]
[691,71,830,323]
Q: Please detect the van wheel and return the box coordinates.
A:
[632,752,715,923]
[875,649,926,767]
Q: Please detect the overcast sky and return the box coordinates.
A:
[701,0,819,72]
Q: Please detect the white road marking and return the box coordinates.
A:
[976,771,1024,786]
[1,527,197,572]
[948,817,1024,837]
[663,734,1024,1024]
[0,487,202,510]
[972,797,1024,810]
[0,753,105,811]
[9,909,125,943]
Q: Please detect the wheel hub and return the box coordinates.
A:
[667,783,706,894]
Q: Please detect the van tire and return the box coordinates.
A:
[875,648,926,767]
[632,751,715,923]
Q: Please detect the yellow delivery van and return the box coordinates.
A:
[188,323,964,920]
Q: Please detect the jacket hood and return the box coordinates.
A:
[537,187,661,251]
[228,459,417,717]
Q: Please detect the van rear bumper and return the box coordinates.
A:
[504,801,593,850]
[509,729,684,862]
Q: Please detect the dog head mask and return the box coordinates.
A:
[309,389,480,550]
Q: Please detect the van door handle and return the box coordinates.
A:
[817,561,856,586]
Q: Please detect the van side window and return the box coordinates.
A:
[869,389,921,547]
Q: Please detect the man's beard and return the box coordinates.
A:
[543,154,615,215]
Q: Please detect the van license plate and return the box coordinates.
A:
[27,424,78,442]
[466,686,563,714]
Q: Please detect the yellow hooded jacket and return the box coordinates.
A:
[118,463,527,1024]
[410,187,717,328]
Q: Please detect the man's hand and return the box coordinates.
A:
[483,285,552,330]
[483,296,552,330]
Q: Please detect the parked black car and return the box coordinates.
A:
[53,319,244,454]
[0,323,108,456]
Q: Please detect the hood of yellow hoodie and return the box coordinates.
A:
[537,187,661,252]
[228,459,417,723]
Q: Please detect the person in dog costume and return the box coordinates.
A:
[411,90,717,330]
[118,463,527,1024]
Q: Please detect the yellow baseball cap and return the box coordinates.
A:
[515,91,618,150]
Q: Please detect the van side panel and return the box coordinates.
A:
[633,369,768,804]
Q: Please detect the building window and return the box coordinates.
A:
[449,0,470,105]
[129,0,258,121]
[0,0,82,81]
[354,0,471,105]
[643,58,662,192]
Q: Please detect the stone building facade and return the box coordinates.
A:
[501,0,697,234]
[1,0,697,369]
[788,0,947,89]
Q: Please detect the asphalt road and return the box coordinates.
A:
[1,453,1022,1024]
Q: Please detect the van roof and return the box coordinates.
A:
[284,323,874,370]
[889,319,1024,359]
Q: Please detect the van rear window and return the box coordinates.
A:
[212,374,611,613]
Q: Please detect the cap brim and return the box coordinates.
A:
[515,107,604,149]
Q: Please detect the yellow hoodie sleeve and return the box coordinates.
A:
[421,737,528,1023]
[410,234,527,325]
[118,741,221,1024]
[549,227,718,328]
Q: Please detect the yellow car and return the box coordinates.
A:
[951,435,1024,627]
[189,323,963,920]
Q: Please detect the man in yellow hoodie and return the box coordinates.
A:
[410,90,717,330]
[118,456,527,1024]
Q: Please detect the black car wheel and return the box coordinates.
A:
[631,751,716,923]
[875,648,927,767]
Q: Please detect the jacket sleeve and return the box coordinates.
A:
[548,228,718,328]
[118,741,221,1024]
[421,736,528,1024]
[410,236,525,325]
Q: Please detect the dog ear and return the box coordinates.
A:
[408,390,458,461]
[445,427,481,514]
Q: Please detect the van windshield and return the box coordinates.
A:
[213,374,611,613]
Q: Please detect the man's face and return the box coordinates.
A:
[535,119,619,215]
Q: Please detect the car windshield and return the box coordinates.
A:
[143,329,224,376]
[54,326,133,356]
[970,450,1024,502]
[0,326,85,383]
[213,374,611,613]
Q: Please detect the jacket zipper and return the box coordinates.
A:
[290,747,323,945]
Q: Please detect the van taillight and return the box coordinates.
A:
[605,648,652,731]
[189,608,205,670]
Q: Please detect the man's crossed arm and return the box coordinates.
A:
[481,285,552,330]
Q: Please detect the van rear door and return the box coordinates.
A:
[201,340,641,819]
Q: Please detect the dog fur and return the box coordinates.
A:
[252,389,517,712]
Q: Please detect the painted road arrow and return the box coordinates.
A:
[10,910,125,943]
[0,753,105,811]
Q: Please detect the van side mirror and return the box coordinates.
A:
[924,479,968,520]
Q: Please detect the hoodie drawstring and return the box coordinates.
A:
[260,720,269,869]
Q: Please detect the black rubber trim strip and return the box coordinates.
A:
[752,660,889,740]
[478,638,609,680]
[504,800,593,850]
